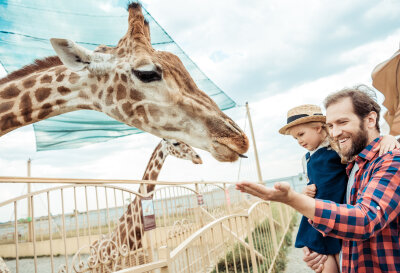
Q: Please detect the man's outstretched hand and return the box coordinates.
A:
[235,181,293,204]
[236,181,316,220]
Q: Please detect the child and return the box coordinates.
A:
[279,104,398,273]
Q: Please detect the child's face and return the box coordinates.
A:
[289,124,324,151]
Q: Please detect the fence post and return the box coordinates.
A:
[246,216,259,273]
[223,183,232,214]
[195,183,205,228]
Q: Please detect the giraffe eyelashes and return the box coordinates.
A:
[173,142,180,146]
[132,69,162,83]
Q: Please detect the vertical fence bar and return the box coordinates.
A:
[14,201,19,273]
[73,186,81,264]
[60,189,68,272]
[31,195,38,273]
[47,192,54,273]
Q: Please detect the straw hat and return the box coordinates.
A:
[279,104,326,135]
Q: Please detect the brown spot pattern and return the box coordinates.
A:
[57,86,71,95]
[117,84,127,100]
[113,74,119,83]
[77,104,92,110]
[158,151,163,158]
[130,88,143,101]
[56,74,65,82]
[111,108,123,120]
[20,93,33,122]
[0,101,13,114]
[121,74,128,83]
[56,99,67,105]
[35,87,51,102]
[1,84,21,99]
[90,84,98,94]
[40,75,52,84]
[106,93,114,106]
[0,113,22,131]
[22,76,36,88]
[98,90,103,99]
[78,91,89,99]
[68,72,79,84]
[38,103,52,119]
[122,102,133,116]
[150,171,157,180]
[134,105,148,123]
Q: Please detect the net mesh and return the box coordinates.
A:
[0,0,236,150]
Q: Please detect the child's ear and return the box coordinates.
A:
[316,126,323,134]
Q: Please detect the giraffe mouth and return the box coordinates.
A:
[211,141,248,162]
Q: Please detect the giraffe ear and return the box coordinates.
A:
[50,38,92,71]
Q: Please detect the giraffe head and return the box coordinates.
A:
[49,3,249,162]
[162,138,202,164]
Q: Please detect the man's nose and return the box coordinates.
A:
[331,126,342,138]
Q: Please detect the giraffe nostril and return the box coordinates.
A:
[195,155,200,158]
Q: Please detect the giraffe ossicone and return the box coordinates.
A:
[0,2,248,162]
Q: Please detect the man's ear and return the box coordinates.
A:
[50,38,93,71]
[365,111,378,129]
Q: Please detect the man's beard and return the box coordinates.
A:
[341,123,369,159]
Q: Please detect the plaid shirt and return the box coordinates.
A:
[311,137,400,273]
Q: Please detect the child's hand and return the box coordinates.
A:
[302,184,316,198]
[373,135,400,156]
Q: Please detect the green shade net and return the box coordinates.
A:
[0,0,236,151]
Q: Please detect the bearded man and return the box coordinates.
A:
[237,87,400,273]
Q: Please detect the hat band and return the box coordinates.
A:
[287,113,323,124]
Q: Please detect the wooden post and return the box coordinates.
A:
[246,102,263,183]
[246,103,280,252]
[27,158,33,242]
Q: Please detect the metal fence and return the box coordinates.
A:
[0,175,305,273]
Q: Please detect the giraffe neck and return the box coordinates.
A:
[141,141,168,194]
[0,66,104,136]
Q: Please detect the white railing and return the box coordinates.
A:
[0,176,301,273]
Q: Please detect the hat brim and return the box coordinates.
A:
[279,115,326,135]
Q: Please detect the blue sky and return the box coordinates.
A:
[0,0,400,214]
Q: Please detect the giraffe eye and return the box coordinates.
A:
[132,69,162,83]
[173,142,180,146]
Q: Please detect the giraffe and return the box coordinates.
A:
[92,138,202,268]
[0,3,249,162]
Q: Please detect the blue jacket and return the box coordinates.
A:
[294,146,347,254]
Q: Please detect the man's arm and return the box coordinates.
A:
[235,181,316,218]
[311,155,400,240]
[237,154,400,241]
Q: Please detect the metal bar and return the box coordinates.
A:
[47,192,54,273]
[246,102,263,183]
[14,201,19,273]
[60,189,68,272]
[31,196,38,273]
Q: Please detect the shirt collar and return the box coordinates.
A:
[345,137,381,175]
[356,136,381,162]
[309,137,330,156]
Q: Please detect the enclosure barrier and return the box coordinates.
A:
[0,176,302,273]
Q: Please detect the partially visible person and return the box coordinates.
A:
[237,86,400,273]
[279,104,347,273]
[279,103,398,273]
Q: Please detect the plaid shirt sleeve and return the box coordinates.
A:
[311,153,400,240]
